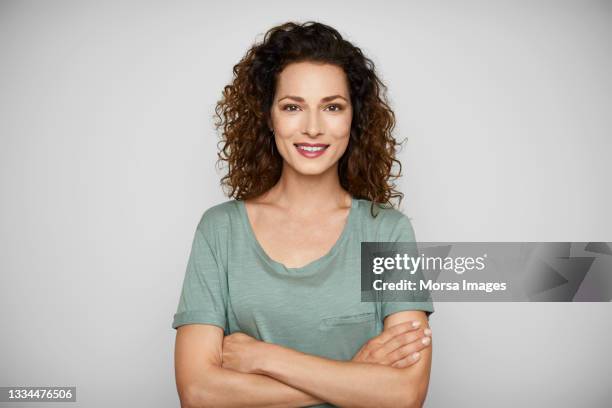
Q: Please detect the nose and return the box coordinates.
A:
[303,110,323,138]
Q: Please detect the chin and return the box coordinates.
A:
[289,161,334,176]
[294,165,330,176]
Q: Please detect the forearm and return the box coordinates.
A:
[255,343,417,408]
[193,365,325,408]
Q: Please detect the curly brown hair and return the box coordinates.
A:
[213,20,406,217]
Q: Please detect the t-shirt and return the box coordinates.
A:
[172,196,434,408]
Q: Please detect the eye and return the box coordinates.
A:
[325,104,344,112]
[281,104,301,112]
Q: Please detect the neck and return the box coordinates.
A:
[261,162,352,216]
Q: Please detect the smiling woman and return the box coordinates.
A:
[266,62,353,178]
[172,21,435,408]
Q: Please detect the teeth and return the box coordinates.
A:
[297,145,326,152]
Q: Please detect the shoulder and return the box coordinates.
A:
[354,198,416,242]
[196,199,240,234]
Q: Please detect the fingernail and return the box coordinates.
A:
[412,321,421,328]
[424,328,432,336]
[412,352,420,360]
[422,337,431,345]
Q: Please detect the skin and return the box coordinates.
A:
[245,61,355,269]
[175,61,433,408]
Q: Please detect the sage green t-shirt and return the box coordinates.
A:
[172,197,434,408]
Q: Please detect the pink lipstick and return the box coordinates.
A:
[294,143,330,159]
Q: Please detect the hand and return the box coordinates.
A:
[352,320,432,368]
[221,332,265,374]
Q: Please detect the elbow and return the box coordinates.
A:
[391,394,423,408]
[406,396,425,408]
[401,386,427,408]
[179,386,201,408]
[388,380,427,408]
[177,363,224,408]
[180,385,213,408]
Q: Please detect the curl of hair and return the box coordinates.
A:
[214,21,406,217]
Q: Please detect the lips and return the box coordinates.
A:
[294,143,330,147]
[294,143,330,158]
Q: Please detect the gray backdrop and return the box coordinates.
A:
[1,0,610,407]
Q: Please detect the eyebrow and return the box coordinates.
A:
[277,94,349,103]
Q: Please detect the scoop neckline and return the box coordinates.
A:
[237,196,357,274]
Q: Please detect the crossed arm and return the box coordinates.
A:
[174,310,432,408]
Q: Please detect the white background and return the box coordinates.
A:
[1,0,610,406]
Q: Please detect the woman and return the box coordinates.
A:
[173,21,434,408]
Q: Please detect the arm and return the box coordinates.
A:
[251,310,432,408]
[175,324,326,408]
[382,310,432,407]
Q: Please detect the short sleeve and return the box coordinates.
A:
[172,214,228,331]
[380,212,435,321]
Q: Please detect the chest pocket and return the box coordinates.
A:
[317,311,378,361]
[319,312,376,328]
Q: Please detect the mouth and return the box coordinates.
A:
[294,143,330,158]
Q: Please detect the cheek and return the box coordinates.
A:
[335,138,350,156]
[330,114,352,138]
[330,122,351,144]
[273,113,301,134]
[273,112,351,142]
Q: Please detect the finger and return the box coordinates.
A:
[372,327,430,363]
[388,335,433,367]
[365,322,424,358]
[374,320,423,344]
[382,328,428,353]
[391,351,421,368]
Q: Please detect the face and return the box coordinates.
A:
[268,61,353,176]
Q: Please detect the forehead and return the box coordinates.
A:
[275,62,349,98]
